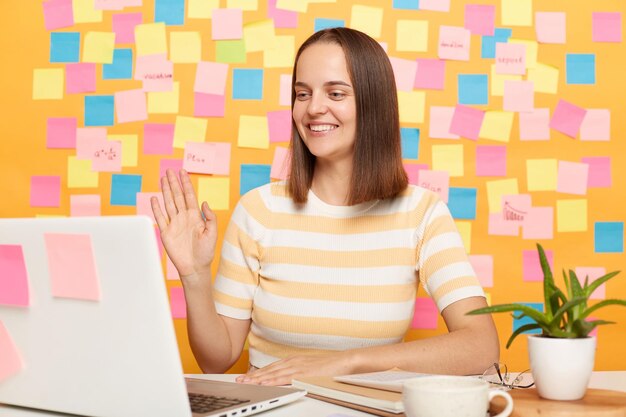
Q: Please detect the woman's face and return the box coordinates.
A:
[292,42,357,167]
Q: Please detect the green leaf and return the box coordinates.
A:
[580,299,626,320]
[584,271,621,298]
[568,270,586,320]
[537,244,555,319]
[548,296,587,329]
[562,269,573,301]
[505,323,542,349]
[467,303,550,326]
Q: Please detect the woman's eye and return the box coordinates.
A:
[329,92,346,100]
[295,91,310,100]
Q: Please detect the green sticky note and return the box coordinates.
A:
[216,40,246,64]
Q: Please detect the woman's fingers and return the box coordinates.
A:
[180,169,200,210]
[201,201,216,224]
[167,168,188,213]
[161,175,178,220]
[151,196,168,232]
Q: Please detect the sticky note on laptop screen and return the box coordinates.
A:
[0,245,30,307]
[44,233,101,301]
[0,321,23,382]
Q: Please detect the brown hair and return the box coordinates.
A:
[287,27,408,205]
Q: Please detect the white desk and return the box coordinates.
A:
[1,372,624,417]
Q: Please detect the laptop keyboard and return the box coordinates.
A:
[188,392,250,414]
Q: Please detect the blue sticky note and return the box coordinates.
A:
[103,49,133,80]
[233,69,264,100]
[155,0,184,25]
[50,32,80,63]
[401,128,420,159]
[481,28,512,59]
[314,18,345,32]
[84,95,114,127]
[448,187,477,220]
[240,164,271,195]
[458,74,489,105]
[595,222,624,253]
[512,302,543,334]
[111,174,142,206]
[393,0,419,10]
[566,54,596,85]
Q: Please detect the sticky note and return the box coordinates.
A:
[194,93,225,117]
[148,81,180,114]
[476,146,506,177]
[267,110,292,143]
[401,128,420,159]
[550,100,587,139]
[393,0,418,9]
[68,156,99,188]
[103,49,133,79]
[566,54,595,85]
[212,8,243,40]
[233,69,264,100]
[595,222,624,253]
[411,297,438,329]
[581,156,611,188]
[523,249,554,282]
[580,109,610,141]
[240,164,271,195]
[173,116,207,149]
[488,212,519,236]
[70,194,101,217]
[389,57,418,92]
[456,221,472,253]
[350,5,383,39]
[73,0,102,23]
[575,267,606,299]
[30,176,61,207]
[458,74,488,105]
[47,117,76,149]
[50,32,80,63]
[557,161,588,195]
[155,0,184,25]
[527,63,559,94]
[279,74,292,106]
[143,123,174,155]
[90,138,122,172]
[264,35,295,68]
[243,19,276,53]
[65,63,96,94]
[501,0,532,27]
[238,115,270,149]
[398,91,426,124]
[110,174,142,206]
[465,4,495,36]
[557,199,588,232]
[415,58,445,90]
[522,206,554,240]
[44,233,100,301]
[43,0,74,31]
[479,111,514,142]
[438,26,471,61]
[396,20,428,52]
[269,0,298,28]
[503,80,534,112]
[502,194,531,224]
[535,12,566,44]
[0,245,30,307]
[448,187,477,220]
[170,32,201,63]
[468,255,493,288]
[419,0,450,12]
[83,32,115,64]
[508,39,538,69]
[0,321,23,382]
[271,147,291,180]
[428,106,458,139]
[135,22,167,56]
[188,0,219,19]
[85,95,114,126]
[417,170,449,203]
[593,12,622,43]
[486,178,518,213]
[490,64,522,97]
[134,53,173,92]
[495,43,526,75]
[449,104,484,140]
[481,28,512,59]
[432,144,463,177]
[216,40,246,63]
[136,192,163,225]
[183,142,231,175]
[198,177,230,210]
[314,18,344,32]
[114,89,147,123]
[519,108,550,141]
[513,303,543,334]
[403,164,428,186]
[109,134,137,167]
[76,127,107,159]
[112,12,142,44]
[169,287,187,319]
[526,159,557,191]
[33,68,64,100]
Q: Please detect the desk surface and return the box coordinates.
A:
[1,371,624,417]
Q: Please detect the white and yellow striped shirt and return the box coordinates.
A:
[213,182,485,368]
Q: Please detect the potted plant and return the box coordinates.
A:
[468,243,626,401]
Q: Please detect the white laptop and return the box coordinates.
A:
[0,216,305,417]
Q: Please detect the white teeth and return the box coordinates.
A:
[309,124,337,132]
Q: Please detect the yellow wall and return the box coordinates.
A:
[1,0,624,374]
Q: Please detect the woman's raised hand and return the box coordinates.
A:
[151,169,217,280]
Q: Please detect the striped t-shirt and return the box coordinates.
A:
[213,182,485,368]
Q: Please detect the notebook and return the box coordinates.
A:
[0,216,305,417]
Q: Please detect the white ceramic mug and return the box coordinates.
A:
[402,375,514,417]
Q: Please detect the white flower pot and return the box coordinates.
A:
[528,335,596,400]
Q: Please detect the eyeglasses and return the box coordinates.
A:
[480,362,535,390]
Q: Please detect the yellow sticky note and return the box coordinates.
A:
[397,20,429,52]
[486,178,519,213]
[227,0,258,10]
[350,5,383,39]
[243,20,276,53]
[83,32,115,64]
[33,69,64,100]
[556,199,587,232]
[148,82,180,114]
[485,292,492,306]
[188,0,219,18]
[238,116,269,149]
[527,159,558,191]
[490,64,522,96]
[432,144,464,177]
[479,111,514,142]
[455,221,472,253]
[135,23,167,56]
[398,91,426,124]
[264,35,295,68]
[73,0,102,23]
[170,32,202,63]
[527,63,559,94]
[509,39,538,69]
[275,0,308,13]
[108,135,138,167]
[502,0,532,27]
[198,177,230,211]
[68,156,99,188]
[174,116,208,149]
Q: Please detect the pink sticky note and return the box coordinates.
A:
[523,249,554,282]
[212,8,243,40]
[0,245,30,307]
[194,61,229,95]
[557,161,588,195]
[476,146,506,177]
[535,12,566,44]
[404,164,429,185]
[267,0,297,28]
[495,43,526,75]
[420,0,450,12]
[271,146,291,180]
[43,0,74,31]
[593,12,622,43]
[66,63,97,94]
[30,176,61,207]
[465,4,495,36]
[429,106,459,139]
[581,156,611,188]
[449,104,485,140]
[136,192,163,225]
[115,89,148,123]
[70,194,101,217]
[415,59,445,90]
[522,206,554,240]
[95,0,125,9]
[503,80,534,112]
[519,108,550,141]
[91,140,122,172]
[166,254,180,280]
[44,233,101,301]
[438,26,471,61]
[0,321,23,382]
[183,142,231,175]
[580,109,610,141]
[47,117,77,149]
[170,287,187,319]
[468,255,493,288]
[412,297,439,329]
[279,74,292,106]
[389,57,418,92]
[159,159,183,189]
[502,194,532,224]
[134,54,173,92]
[550,100,587,139]
[575,267,606,299]
[488,213,519,236]
[76,127,108,159]
[268,110,292,143]
[143,123,174,155]
[112,13,142,44]
[194,93,225,117]
[418,170,449,203]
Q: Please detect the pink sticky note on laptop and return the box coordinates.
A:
[0,321,23,382]
[0,245,30,307]
[550,100,587,139]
